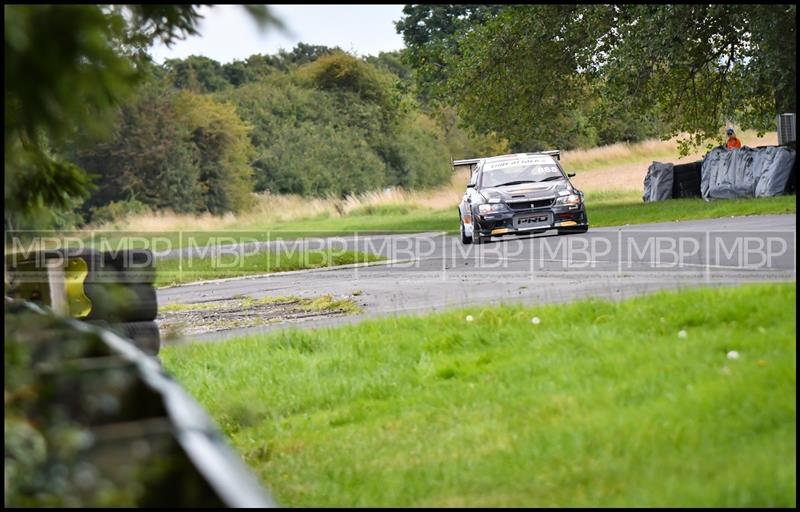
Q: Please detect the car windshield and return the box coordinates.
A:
[480,158,564,188]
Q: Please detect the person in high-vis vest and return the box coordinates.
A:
[726,127,742,150]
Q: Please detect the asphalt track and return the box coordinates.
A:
[157,214,796,343]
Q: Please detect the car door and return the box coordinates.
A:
[463,165,481,220]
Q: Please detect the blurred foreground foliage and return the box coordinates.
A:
[4,304,225,506]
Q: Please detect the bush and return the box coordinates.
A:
[253,122,388,197]
[89,198,151,225]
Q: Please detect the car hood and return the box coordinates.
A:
[479,180,573,202]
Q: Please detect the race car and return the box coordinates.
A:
[455,151,589,244]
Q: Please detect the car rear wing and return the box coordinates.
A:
[452,158,481,175]
[452,150,561,175]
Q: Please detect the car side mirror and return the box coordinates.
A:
[467,183,476,188]
[567,172,576,178]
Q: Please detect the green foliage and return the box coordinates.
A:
[440,5,620,150]
[395,4,503,103]
[4,4,278,226]
[76,83,256,216]
[298,52,400,117]
[398,4,796,154]
[174,91,255,213]
[365,50,414,83]
[76,81,203,214]
[164,55,230,93]
[379,113,452,189]
[220,59,452,197]
[4,5,138,218]
[605,4,796,154]
[89,198,152,226]
[251,118,389,197]
[3,5,201,216]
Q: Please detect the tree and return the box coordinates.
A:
[164,55,230,92]
[365,50,414,82]
[397,4,796,154]
[76,81,203,214]
[174,92,255,213]
[604,4,796,152]
[444,5,613,150]
[395,4,503,103]
[276,42,339,69]
[4,4,278,226]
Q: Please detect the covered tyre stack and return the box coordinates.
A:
[6,248,161,356]
[701,146,796,199]
[642,162,674,202]
[671,161,703,199]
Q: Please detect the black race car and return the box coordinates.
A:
[456,152,589,244]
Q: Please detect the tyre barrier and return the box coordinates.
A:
[5,299,277,507]
[671,161,703,199]
[644,144,796,202]
[6,248,160,354]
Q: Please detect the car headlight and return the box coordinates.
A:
[554,193,582,207]
[478,203,507,214]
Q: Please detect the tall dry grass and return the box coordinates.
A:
[95,131,778,231]
[93,170,470,232]
[562,130,778,171]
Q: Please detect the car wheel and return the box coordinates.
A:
[460,219,473,245]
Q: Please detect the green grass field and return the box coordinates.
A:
[155,249,384,287]
[162,283,797,507]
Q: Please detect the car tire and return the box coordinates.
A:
[460,220,473,245]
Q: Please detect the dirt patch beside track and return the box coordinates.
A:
[157,294,362,338]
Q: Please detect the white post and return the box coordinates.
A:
[46,258,69,316]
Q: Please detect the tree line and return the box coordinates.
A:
[396,4,796,154]
[9,38,504,228]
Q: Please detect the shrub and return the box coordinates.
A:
[89,198,151,225]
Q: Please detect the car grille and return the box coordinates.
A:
[508,198,555,210]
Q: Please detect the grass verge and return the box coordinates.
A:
[162,283,796,507]
[584,193,797,228]
[259,193,796,236]
[155,249,384,287]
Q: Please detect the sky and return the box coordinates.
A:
[148,4,408,64]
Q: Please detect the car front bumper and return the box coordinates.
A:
[473,204,588,237]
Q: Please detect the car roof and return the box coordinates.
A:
[480,153,557,168]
